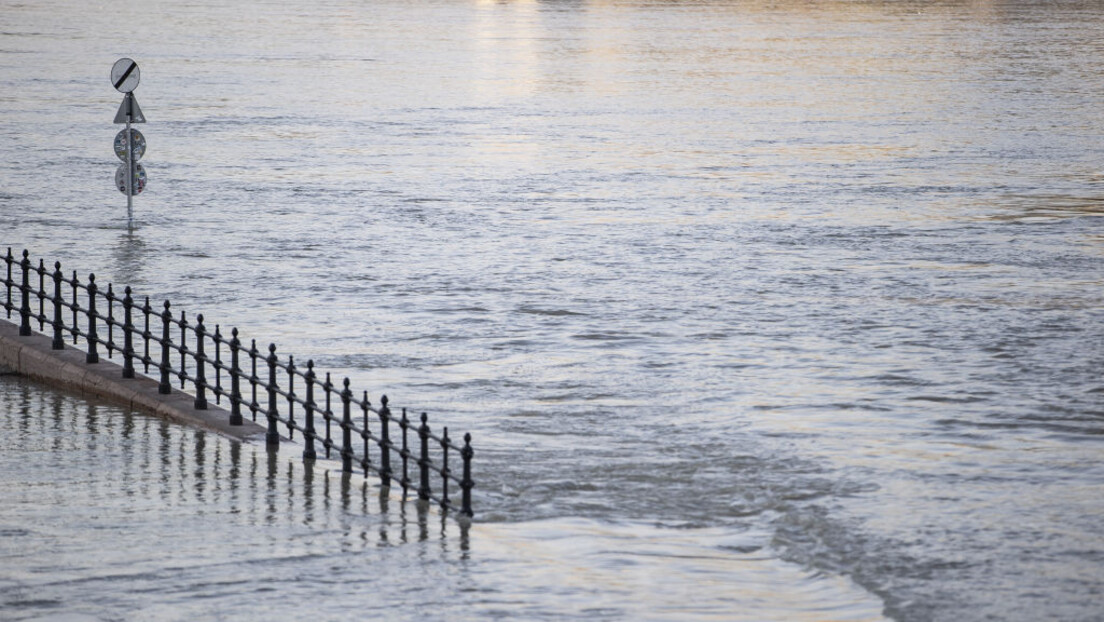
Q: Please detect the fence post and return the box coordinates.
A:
[440,427,451,510]
[51,262,64,350]
[37,259,44,331]
[286,356,296,438]
[193,314,208,410]
[86,274,99,363]
[3,248,10,320]
[229,328,243,426]
[266,343,279,446]
[249,339,259,421]
[400,408,410,494]
[418,413,431,503]
[178,311,188,388]
[361,390,371,476]
[122,287,135,377]
[213,325,222,404]
[142,297,152,373]
[461,433,474,518]
[158,301,172,394]
[379,395,392,489]
[19,250,31,336]
[303,360,316,460]
[105,283,114,356]
[70,271,78,343]
[323,372,333,458]
[341,378,353,473]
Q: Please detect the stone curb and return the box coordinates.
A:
[0,318,267,442]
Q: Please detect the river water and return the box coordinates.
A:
[1,0,1103,620]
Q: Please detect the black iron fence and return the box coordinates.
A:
[2,248,474,518]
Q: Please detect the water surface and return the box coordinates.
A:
[1,0,1103,619]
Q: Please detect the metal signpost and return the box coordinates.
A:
[111,58,147,230]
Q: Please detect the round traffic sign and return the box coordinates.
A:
[115,163,147,195]
[111,58,140,93]
[113,129,146,162]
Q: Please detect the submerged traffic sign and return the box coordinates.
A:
[113,129,145,162]
[110,58,147,229]
[113,93,146,123]
[115,162,147,196]
[111,58,140,93]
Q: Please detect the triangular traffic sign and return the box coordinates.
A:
[114,93,146,124]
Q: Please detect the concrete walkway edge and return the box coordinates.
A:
[0,318,267,442]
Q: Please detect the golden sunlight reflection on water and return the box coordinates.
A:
[473,519,885,621]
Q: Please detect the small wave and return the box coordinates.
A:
[907,395,988,404]
[427,306,489,313]
[517,306,586,317]
[572,332,637,341]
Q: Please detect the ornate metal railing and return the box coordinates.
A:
[2,248,474,518]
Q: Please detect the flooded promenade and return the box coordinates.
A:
[2,0,1103,619]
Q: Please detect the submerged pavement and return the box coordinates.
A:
[0,318,266,442]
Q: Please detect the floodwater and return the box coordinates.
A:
[0,376,881,621]
[2,0,1103,620]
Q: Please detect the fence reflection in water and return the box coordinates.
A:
[1,375,468,552]
[2,247,474,518]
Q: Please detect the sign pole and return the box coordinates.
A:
[125,103,134,230]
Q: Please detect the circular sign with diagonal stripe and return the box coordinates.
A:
[110,58,140,93]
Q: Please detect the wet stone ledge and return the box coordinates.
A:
[0,319,267,442]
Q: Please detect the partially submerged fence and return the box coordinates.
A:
[2,248,474,518]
